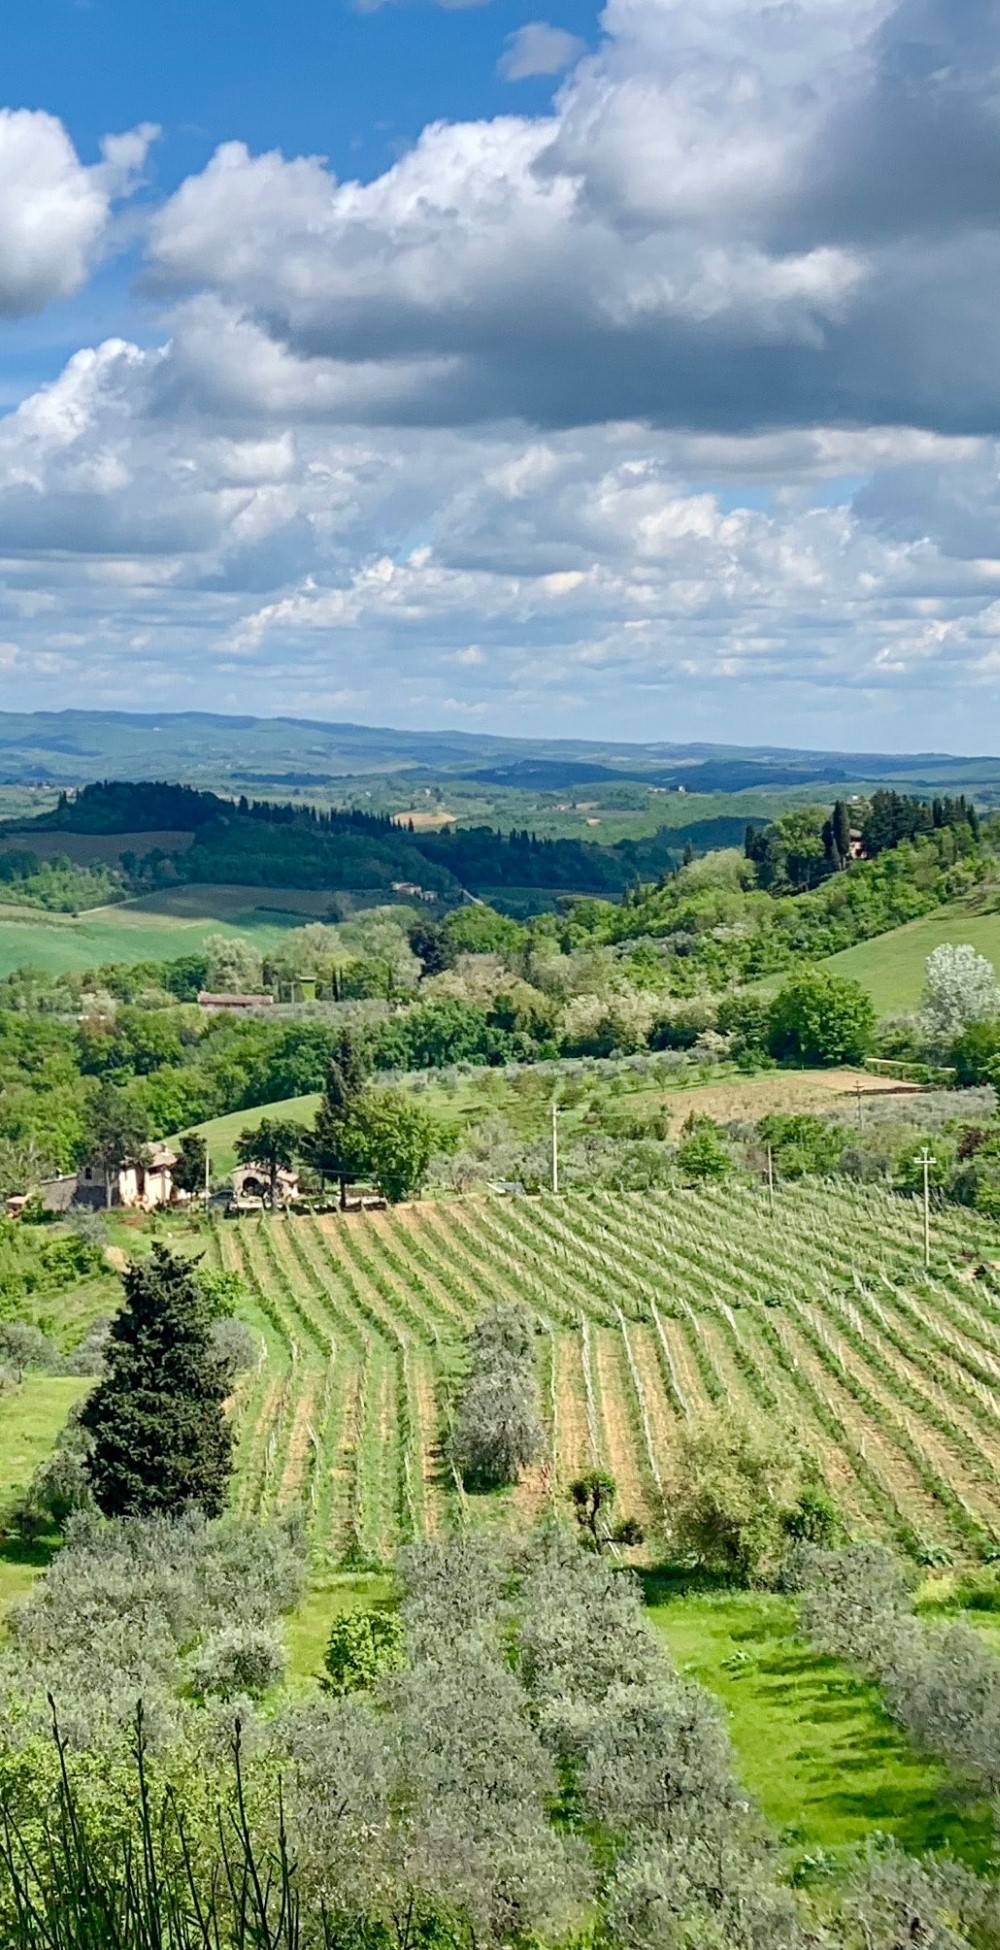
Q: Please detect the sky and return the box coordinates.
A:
[1,0,1000,752]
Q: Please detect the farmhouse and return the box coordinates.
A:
[73,1143,180,1212]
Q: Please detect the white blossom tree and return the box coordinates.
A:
[921,943,1000,1043]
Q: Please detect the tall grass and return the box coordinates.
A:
[0,1703,316,1950]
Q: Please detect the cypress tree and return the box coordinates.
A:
[306,1031,368,1208]
[81,1244,232,1519]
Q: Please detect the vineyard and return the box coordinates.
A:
[212,1184,1000,1569]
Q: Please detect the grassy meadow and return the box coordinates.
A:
[0,886,322,979]
[823,896,1000,1011]
[648,1586,995,1867]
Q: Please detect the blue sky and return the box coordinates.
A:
[1,0,1000,752]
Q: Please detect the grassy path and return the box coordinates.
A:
[647,1586,996,1869]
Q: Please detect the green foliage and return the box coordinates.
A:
[442,905,528,956]
[0,1221,106,1322]
[81,1244,233,1520]
[768,970,876,1066]
[79,1081,151,1180]
[196,1267,245,1318]
[323,1605,404,1695]
[0,848,123,912]
[676,1117,731,1182]
[305,1034,368,1201]
[173,1130,207,1195]
[568,1468,644,1551]
[674,1414,828,1585]
[340,1089,443,1204]
[756,1112,843,1179]
[952,1016,1000,1086]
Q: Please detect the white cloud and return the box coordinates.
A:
[498,23,588,81]
[0,111,156,318]
[4,324,998,735]
[7,1,1000,743]
[145,0,1000,439]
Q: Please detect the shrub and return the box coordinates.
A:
[210,1315,258,1382]
[676,1117,730,1182]
[191,1622,286,1699]
[673,1414,828,1585]
[324,1607,405,1696]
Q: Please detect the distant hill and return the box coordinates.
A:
[0,709,997,797]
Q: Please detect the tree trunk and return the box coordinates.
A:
[339,1175,348,1212]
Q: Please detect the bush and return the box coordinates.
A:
[673,1414,830,1585]
[210,1316,258,1381]
[324,1606,404,1695]
[192,1622,286,1699]
[0,1322,60,1379]
[676,1117,730,1183]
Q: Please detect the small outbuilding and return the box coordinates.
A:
[230,1162,300,1206]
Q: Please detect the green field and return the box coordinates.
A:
[823,898,1000,1012]
[0,888,315,979]
[183,1094,322,1173]
[182,1063,923,1180]
[649,1588,993,1866]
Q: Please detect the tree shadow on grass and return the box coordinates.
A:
[0,1533,61,1573]
[637,1561,742,1605]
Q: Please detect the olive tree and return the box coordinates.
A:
[451,1303,543,1491]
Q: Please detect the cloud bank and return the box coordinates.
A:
[3,2,1000,745]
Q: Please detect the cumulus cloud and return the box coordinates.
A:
[498,23,588,80]
[6,0,1000,741]
[145,0,1000,437]
[3,324,1000,743]
[0,111,156,318]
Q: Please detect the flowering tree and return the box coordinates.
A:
[921,943,1000,1043]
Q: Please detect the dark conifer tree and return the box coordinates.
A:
[81,1244,232,1519]
[305,1031,368,1208]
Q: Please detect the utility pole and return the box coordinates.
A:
[766,1142,775,1218]
[919,1147,935,1271]
[204,1142,211,1210]
[551,1101,560,1196]
[856,1077,864,1131]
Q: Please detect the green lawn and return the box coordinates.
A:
[648,1588,995,1868]
[823,899,1000,1014]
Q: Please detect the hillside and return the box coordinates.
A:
[1,709,1000,799]
[212,1183,1000,1568]
[824,899,1000,1011]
